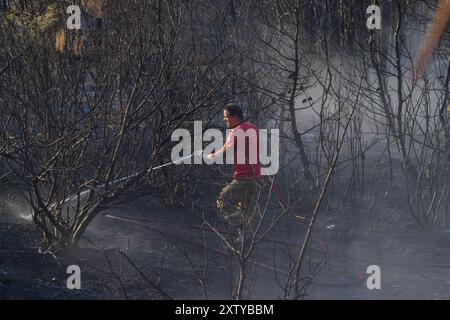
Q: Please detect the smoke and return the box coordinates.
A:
[0,189,33,223]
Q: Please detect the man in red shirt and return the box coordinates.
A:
[207,103,261,244]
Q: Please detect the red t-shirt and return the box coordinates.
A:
[225,122,261,180]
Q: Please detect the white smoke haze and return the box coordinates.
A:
[0,190,33,222]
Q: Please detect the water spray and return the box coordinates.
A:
[62,149,205,204]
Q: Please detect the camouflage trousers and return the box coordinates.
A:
[216,179,260,230]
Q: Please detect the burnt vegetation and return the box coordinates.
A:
[0,0,448,299]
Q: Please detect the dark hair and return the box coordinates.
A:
[224,103,244,121]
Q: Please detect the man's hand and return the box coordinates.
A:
[207,146,226,160]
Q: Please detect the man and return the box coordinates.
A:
[207,103,261,245]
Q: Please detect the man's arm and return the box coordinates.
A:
[207,145,226,159]
[207,130,234,159]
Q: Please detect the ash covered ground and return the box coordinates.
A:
[2,179,450,300]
